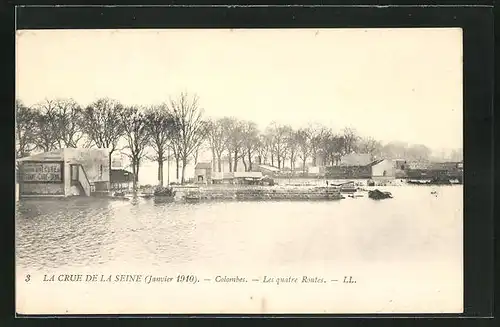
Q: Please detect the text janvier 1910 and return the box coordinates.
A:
[37,274,356,285]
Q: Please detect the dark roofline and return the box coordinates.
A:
[111,168,133,174]
[367,159,386,167]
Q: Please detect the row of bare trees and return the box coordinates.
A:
[15,93,207,188]
[16,93,459,188]
[205,119,368,174]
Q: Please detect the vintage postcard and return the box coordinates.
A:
[15,28,463,315]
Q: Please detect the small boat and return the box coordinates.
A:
[339,181,357,193]
[429,178,452,185]
[153,186,176,198]
[110,192,130,201]
[185,194,201,201]
[408,179,431,185]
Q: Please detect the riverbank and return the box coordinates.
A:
[178,185,345,201]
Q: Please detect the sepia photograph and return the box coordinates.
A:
[15,28,463,314]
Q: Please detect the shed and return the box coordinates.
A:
[339,153,372,167]
[17,148,109,197]
[194,162,212,184]
[370,159,396,178]
[110,169,135,190]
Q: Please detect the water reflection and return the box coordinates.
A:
[15,186,463,271]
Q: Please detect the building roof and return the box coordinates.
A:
[195,162,212,169]
[234,172,263,179]
[17,148,109,162]
[339,153,372,166]
[17,149,65,161]
[367,159,386,167]
[211,172,233,180]
[211,171,264,180]
[257,164,280,172]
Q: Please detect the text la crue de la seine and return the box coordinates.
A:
[38,273,356,285]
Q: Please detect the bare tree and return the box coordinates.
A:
[122,106,150,191]
[449,148,463,162]
[206,118,232,172]
[266,122,291,169]
[286,129,299,173]
[342,127,359,154]
[381,141,409,159]
[52,98,85,148]
[295,128,311,174]
[226,118,246,172]
[358,136,382,160]
[15,100,38,158]
[309,125,330,166]
[241,121,260,171]
[32,99,60,152]
[407,144,432,161]
[319,132,345,166]
[168,92,207,183]
[169,136,182,182]
[254,134,269,166]
[81,98,127,182]
[144,104,177,186]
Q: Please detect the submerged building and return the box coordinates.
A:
[325,156,404,179]
[405,161,463,181]
[17,148,110,198]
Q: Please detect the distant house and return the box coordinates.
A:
[325,153,372,179]
[325,157,403,179]
[370,159,397,178]
[407,161,431,170]
[306,165,326,177]
[405,161,463,181]
[194,162,212,184]
[211,171,264,185]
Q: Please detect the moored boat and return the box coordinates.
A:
[408,179,431,185]
[339,181,357,193]
[153,186,176,198]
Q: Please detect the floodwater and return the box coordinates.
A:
[16,185,463,272]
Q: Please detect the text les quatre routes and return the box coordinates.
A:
[38,274,357,285]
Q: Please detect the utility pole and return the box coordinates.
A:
[167,146,170,186]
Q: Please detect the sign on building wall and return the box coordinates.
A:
[22,162,63,182]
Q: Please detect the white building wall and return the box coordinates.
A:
[371,159,396,177]
[64,148,110,182]
[64,148,110,194]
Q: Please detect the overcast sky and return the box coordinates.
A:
[16,28,462,152]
